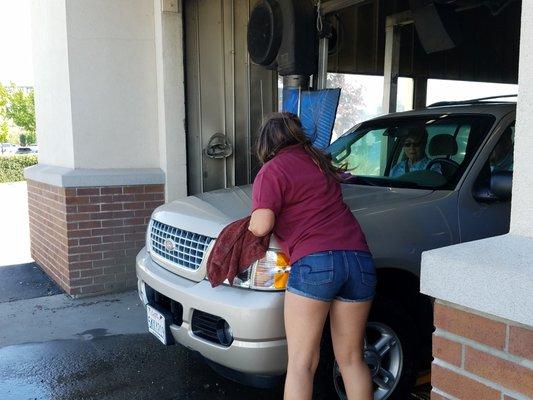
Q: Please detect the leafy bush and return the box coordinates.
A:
[0,155,38,183]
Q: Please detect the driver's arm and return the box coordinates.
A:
[429,162,443,175]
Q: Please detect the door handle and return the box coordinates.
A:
[203,132,233,159]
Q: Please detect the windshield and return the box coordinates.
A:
[327,114,496,190]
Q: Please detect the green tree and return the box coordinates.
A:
[0,83,36,145]
[327,73,365,140]
[0,121,9,143]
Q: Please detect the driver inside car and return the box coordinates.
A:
[390,127,442,177]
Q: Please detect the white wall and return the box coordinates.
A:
[511,0,533,238]
[31,0,75,168]
[66,0,160,169]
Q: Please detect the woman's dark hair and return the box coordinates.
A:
[255,112,345,181]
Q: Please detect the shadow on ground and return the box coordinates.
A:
[0,262,62,302]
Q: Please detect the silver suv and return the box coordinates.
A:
[136,100,515,399]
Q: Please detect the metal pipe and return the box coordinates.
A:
[316,37,329,89]
[382,18,401,114]
[381,11,413,114]
[194,0,204,193]
[220,0,228,189]
[229,0,236,188]
[283,75,310,89]
[413,76,428,109]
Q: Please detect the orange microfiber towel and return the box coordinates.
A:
[206,216,271,287]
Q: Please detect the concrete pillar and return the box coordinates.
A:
[153,0,188,201]
[30,0,75,168]
[421,3,533,399]
[27,0,187,296]
[511,0,533,238]
[413,77,427,109]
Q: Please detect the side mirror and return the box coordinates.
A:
[473,171,513,203]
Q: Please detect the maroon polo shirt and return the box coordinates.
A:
[251,144,369,263]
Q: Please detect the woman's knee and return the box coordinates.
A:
[288,350,320,374]
[335,349,365,369]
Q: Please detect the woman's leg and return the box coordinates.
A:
[330,299,373,400]
[284,291,331,400]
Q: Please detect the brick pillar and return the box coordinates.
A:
[27,180,164,296]
[430,301,533,400]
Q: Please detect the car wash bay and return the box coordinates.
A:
[8,0,528,400]
[184,0,519,194]
[183,2,520,396]
[170,0,520,400]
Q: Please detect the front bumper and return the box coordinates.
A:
[136,247,287,376]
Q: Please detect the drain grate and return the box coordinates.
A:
[410,383,431,400]
[410,393,431,400]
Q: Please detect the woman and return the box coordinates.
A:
[249,112,376,400]
[390,126,441,177]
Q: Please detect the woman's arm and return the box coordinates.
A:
[249,208,275,237]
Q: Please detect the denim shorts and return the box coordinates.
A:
[286,250,377,302]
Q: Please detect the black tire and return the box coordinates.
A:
[314,297,418,400]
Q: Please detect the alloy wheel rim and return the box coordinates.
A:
[333,322,403,400]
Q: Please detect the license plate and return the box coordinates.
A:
[147,304,168,345]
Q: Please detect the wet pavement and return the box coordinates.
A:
[0,266,429,400]
[0,263,429,400]
[0,333,283,400]
[0,262,283,400]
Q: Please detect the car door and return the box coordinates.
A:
[457,112,515,243]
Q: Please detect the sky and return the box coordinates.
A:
[0,0,33,86]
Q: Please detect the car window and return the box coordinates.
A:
[333,128,386,176]
[328,114,496,190]
[473,121,514,196]
[389,122,473,170]
[490,123,514,173]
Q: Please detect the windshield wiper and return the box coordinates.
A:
[344,175,430,190]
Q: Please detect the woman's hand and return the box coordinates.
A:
[249,208,275,237]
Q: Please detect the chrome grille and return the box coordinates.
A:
[150,220,213,270]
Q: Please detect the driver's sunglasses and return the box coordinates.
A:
[404,141,422,148]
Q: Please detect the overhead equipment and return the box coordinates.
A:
[247,0,317,77]
[409,0,462,53]
[247,0,340,149]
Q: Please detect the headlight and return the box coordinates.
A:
[231,250,291,291]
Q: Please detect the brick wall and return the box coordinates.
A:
[27,179,164,296]
[431,300,533,400]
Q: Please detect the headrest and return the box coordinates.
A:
[428,134,458,156]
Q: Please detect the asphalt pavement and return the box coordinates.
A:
[0,272,283,400]
[0,333,283,400]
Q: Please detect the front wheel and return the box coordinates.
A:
[317,297,418,400]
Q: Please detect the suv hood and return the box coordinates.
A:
[151,184,433,239]
[151,186,253,239]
